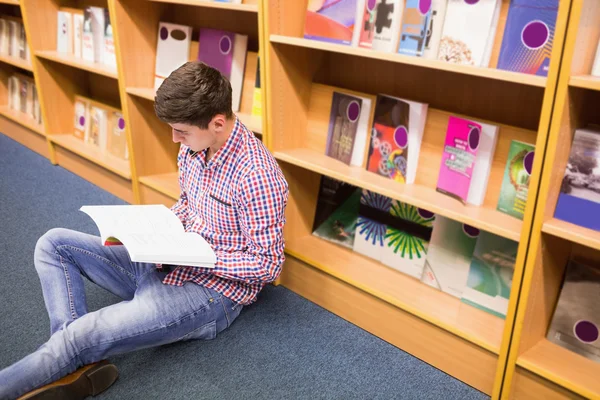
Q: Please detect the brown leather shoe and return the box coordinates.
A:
[18,360,118,400]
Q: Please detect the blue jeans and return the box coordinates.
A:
[0,228,242,399]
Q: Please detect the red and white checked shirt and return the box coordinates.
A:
[162,117,288,305]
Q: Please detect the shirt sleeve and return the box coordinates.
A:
[207,167,289,284]
[170,145,189,230]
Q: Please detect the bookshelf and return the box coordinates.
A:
[264,0,571,396]
[110,0,264,205]
[0,2,46,157]
[501,1,600,399]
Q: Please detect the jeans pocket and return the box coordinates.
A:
[179,320,217,341]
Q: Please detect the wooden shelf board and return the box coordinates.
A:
[542,218,600,251]
[126,86,262,133]
[49,134,131,179]
[517,339,600,399]
[0,0,19,4]
[286,234,504,354]
[139,172,179,200]
[270,35,547,88]
[35,51,118,79]
[0,54,32,71]
[274,148,522,241]
[0,105,44,136]
[569,75,600,91]
[147,0,258,12]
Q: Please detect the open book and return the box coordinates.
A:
[80,205,216,268]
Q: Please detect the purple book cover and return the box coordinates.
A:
[197,28,235,80]
[436,116,482,203]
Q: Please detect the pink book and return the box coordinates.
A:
[358,0,377,48]
[436,116,482,203]
[197,28,248,112]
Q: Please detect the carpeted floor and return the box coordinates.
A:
[0,133,488,399]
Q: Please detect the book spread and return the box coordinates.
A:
[80,205,216,268]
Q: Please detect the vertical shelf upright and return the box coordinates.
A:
[263,0,570,396]
[502,1,600,398]
[110,0,264,206]
[0,1,46,157]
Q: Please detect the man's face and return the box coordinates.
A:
[169,121,216,152]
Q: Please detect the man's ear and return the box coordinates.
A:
[211,114,227,131]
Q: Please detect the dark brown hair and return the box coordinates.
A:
[154,61,233,129]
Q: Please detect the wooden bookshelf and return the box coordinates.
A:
[138,172,179,200]
[0,105,44,136]
[0,54,32,72]
[0,0,19,4]
[35,51,118,79]
[265,0,571,396]
[502,1,600,398]
[148,0,258,13]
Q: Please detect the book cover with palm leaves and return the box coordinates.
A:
[381,200,435,279]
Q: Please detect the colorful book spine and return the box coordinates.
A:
[554,127,600,231]
[397,0,432,57]
[304,0,358,45]
[497,140,535,220]
[497,0,558,77]
[436,116,481,203]
[325,92,363,165]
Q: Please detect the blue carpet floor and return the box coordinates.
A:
[0,133,488,399]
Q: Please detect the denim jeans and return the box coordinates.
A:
[0,228,242,399]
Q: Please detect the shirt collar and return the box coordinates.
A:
[191,116,244,169]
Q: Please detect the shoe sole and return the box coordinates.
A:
[20,361,119,400]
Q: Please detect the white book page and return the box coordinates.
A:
[80,205,184,243]
[117,232,216,268]
[350,96,372,167]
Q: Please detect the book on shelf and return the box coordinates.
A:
[80,205,216,268]
[57,9,73,54]
[422,0,448,59]
[82,8,95,62]
[7,18,19,59]
[437,0,501,67]
[496,0,559,77]
[592,38,600,77]
[154,22,192,90]
[304,0,358,46]
[436,115,498,206]
[103,8,116,69]
[366,94,428,184]
[73,10,84,59]
[371,0,404,53]
[312,176,362,249]
[0,19,7,56]
[32,85,41,125]
[325,90,373,167]
[397,0,433,57]
[74,95,90,141]
[107,111,129,161]
[88,104,108,150]
[89,7,105,64]
[547,259,600,363]
[197,28,248,113]
[18,20,28,62]
[381,201,435,279]
[554,127,600,231]
[421,216,479,298]
[251,55,262,117]
[353,190,392,262]
[497,140,535,220]
[461,231,518,318]
[8,75,19,111]
[354,0,377,48]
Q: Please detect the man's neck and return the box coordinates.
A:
[206,116,235,162]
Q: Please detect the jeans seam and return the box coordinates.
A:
[220,296,231,328]
[56,251,78,321]
[58,245,137,282]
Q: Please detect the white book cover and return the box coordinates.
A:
[381,201,435,279]
[18,76,27,114]
[74,97,90,141]
[57,11,72,54]
[0,20,7,56]
[103,9,116,68]
[592,38,600,77]
[33,85,41,124]
[73,13,84,59]
[421,216,479,298]
[403,98,427,184]
[371,0,404,53]
[89,105,107,150]
[82,9,95,62]
[466,120,498,206]
[8,76,19,111]
[80,205,216,268]
[154,22,192,90]
[437,0,501,67]
[350,95,373,167]
[25,79,34,117]
[89,7,105,64]
[351,0,367,47]
[18,23,27,60]
[8,20,18,58]
[423,0,448,59]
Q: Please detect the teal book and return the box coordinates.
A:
[461,231,518,318]
[312,176,362,249]
[497,140,535,220]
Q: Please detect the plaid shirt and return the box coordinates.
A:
[162,117,288,305]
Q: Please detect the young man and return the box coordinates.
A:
[0,62,289,399]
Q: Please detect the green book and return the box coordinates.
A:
[497,140,535,220]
